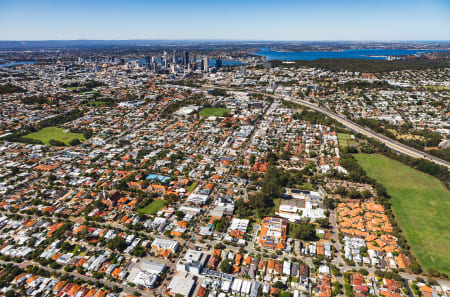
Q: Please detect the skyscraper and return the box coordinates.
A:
[183,51,189,66]
[172,50,177,64]
[215,59,222,69]
[203,56,209,72]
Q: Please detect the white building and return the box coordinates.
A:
[176,249,206,275]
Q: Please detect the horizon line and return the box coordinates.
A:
[1,39,450,42]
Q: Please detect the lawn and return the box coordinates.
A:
[199,108,230,117]
[187,181,198,193]
[137,199,168,214]
[355,153,450,275]
[66,86,83,91]
[23,126,85,146]
[86,101,108,107]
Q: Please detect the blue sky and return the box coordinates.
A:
[0,0,449,40]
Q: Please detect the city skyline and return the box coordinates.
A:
[1,0,449,41]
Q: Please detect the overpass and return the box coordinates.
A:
[203,85,450,169]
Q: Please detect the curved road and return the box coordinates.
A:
[203,85,450,169]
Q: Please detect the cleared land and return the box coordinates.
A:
[23,127,85,145]
[337,133,357,148]
[199,108,230,117]
[387,129,425,141]
[138,199,168,214]
[355,153,450,275]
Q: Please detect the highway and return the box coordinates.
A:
[288,97,450,169]
[204,85,450,169]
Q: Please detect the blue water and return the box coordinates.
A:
[253,48,448,61]
[0,61,37,68]
[209,59,245,66]
[146,174,170,183]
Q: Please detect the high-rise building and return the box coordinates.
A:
[203,56,209,72]
[183,51,189,66]
[215,59,222,68]
[172,50,177,64]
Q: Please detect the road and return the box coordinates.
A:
[289,97,450,169]
[204,85,450,169]
[0,259,148,296]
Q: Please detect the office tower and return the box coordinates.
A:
[203,56,209,72]
[161,55,166,69]
[172,50,177,64]
[145,56,151,65]
[183,51,189,66]
[215,59,222,68]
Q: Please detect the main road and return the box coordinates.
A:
[203,85,450,169]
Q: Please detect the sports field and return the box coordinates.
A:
[355,153,450,275]
[23,126,85,146]
[199,108,230,117]
[137,199,168,214]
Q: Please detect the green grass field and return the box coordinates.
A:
[138,199,168,214]
[355,153,450,275]
[424,86,450,91]
[199,108,230,117]
[23,127,85,146]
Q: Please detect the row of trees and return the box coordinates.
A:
[0,83,25,94]
[3,109,85,145]
[268,57,450,73]
[356,119,444,156]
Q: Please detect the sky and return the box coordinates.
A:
[0,0,449,41]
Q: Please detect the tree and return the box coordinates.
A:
[107,237,127,252]
[316,218,330,228]
[273,281,287,290]
[49,139,66,146]
[358,268,369,276]
[69,138,81,146]
[323,197,336,209]
[280,292,293,297]
[410,262,422,274]
[215,221,225,232]
[428,267,440,277]
[291,220,317,241]
[361,190,372,199]
[175,211,184,220]
[220,260,233,274]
